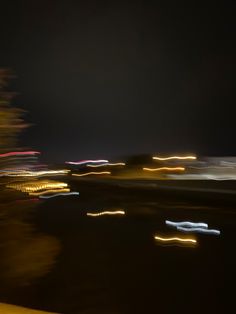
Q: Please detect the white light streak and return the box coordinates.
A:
[40,192,80,199]
[177,226,220,235]
[166,220,208,228]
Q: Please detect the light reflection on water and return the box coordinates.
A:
[0,185,236,313]
[0,190,60,294]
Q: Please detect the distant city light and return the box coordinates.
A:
[0,151,40,158]
[87,210,125,217]
[143,167,185,172]
[166,220,208,228]
[86,162,125,167]
[72,171,111,177]
[0,169,70,177]
[66,159,109,165]
[29,188,70,196]
[152,155,196,161]
[154,235,197,244]
[40,192,80,199]
[177,227,220,235]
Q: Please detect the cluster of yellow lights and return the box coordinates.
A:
[72,171,111,177]
[154,235,197,244]
[7,180,68,193]
[143,167,185,172]
[87,210,125,217]
[152,155,196,161]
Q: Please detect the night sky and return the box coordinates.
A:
[0,1,235,162]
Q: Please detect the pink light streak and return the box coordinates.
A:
[65,159,108,165]
[0,151,40,158]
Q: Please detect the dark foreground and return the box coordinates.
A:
[2,180,236,313]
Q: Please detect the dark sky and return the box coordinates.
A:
[0,1,235,162]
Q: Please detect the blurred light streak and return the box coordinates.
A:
[0,156,38,162]
[0,169,70,177]
[188,166,234,170]
[29,188,70,196]
[87,210,125,217]
[154,235,196,244]
[66,159,108,165]
[166,220,208,228]
[153,155,196,161]
[177,227,220,235]
[143,167,185,172]
[39,192,80,199]
[72,171,111,176]
[87,162,125,167]
[7,180,68,193]
[220,161,236,166]
[204,175,236,181]
[0,151,40,158]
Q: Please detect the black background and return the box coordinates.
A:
[0,1,235,162]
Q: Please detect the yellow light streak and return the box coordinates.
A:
[87,210,125,217]
[72,171,111,177]
[29,188,70,196]
[153,155,196,161]
[87,162,125,167]
[143,167,185,171]
[154,235,196,244]
[0,169,70,177]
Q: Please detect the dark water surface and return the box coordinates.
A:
[5,181,236,313]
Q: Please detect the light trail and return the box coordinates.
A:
[87,162,125,167]
[7,180,68,193]
[66,159,109,165]
[152,156,196,161]
[188,166,234,170]
[87,210,125,217]
[40,192,80,199]
[0,169,70,177]
[29,188,70,196]
[154,235,197,244]
[0,151,40,158]
[166,220,208,228]
[72,171,111,177]
[143,167,185,171]
[177,227,220,235]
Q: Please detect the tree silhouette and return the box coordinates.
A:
[0,69,29,154]
[0,69,60,295]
